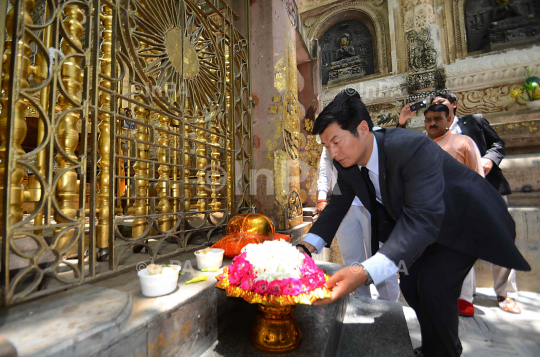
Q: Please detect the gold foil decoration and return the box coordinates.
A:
[184,124,192,212]
[54,3,84,252]
[195,118,207,212]
[157,114,171,232]
[170,118,181,227]
[0,0,33,234]
[131,98,149,238]
[96,4,114,259]
[209,117,221,211]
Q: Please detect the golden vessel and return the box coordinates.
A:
[250,304,302,353]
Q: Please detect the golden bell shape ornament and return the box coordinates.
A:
[226,213,275,237]
[212,213,291,258]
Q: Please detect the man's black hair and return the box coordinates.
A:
[430,91,458,104]
[312,89,373,136]
[424,103,450,117]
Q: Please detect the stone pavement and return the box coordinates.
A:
[400,288,540,357]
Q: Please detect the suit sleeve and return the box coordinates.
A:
[378,138,446,265]
[478,114,505,167]
[308,173,355,248]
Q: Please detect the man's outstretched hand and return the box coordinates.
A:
[313,265,368,305]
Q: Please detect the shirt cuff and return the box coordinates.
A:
[302,233,327,255]
[361,253,399,285]
[318,191,328,200]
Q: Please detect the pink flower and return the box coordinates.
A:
[254,280,269,295]
[240,273,255,291]
[282,278,302,295]
[268,280,283,295]
[229,271,241,285]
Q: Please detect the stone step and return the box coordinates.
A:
[0,258,414,357]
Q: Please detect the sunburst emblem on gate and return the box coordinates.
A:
[123,0,225,119]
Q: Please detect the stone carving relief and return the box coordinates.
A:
[320,20,375,85]
[304,16,317,28]
[309,2,389,74]
[445,46,540,92]
[322,74,408,106]
[286,187,303,222]
[406,27,437,72]
[455,84,526,116]
[285,0,298,27]
[367,103,403,127]
[464,0,539,53]
[402,0,434,11]
[407,68,446,93]
[404,2,435,31]
[283,89,300,160]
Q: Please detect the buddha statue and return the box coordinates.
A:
[335,36,355,62]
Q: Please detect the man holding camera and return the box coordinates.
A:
[397,92,521,315]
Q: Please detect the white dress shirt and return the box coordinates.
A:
[449,116,462,134]
[305,134,399,285]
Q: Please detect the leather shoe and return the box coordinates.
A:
[458,299,474,317]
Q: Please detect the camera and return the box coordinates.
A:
[410,100,427,112]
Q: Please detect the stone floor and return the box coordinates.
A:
[399,288,540,357]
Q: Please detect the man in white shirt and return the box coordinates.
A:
[316,145,400,302]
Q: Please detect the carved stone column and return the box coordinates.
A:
[250,0,303,230]
[403,0,447,103]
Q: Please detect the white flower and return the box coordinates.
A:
[242,240,305,282]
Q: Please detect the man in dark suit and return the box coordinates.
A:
[298,91,530,357]
[398,92,520,314]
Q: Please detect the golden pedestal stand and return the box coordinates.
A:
[250,304,302,353]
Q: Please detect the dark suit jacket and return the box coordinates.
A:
[457,114,511,195]
[310,128,530,271]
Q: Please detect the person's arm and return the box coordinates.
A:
[316,147,332,213]
[478,114,505,174]
[396,103,417,128]
[463,137,485,178]
[308,172,355,249]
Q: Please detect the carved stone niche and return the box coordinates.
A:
[320,19,375,85]
[465,0,540,53]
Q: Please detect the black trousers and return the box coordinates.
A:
[400,243,477,357]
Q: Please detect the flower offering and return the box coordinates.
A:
[215,240,332,305]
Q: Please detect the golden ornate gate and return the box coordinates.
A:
[0,0,252,306]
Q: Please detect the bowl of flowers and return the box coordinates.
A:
[215,240,332,352]
[138,263,181,297]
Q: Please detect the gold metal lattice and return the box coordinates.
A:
[0,0,252,306]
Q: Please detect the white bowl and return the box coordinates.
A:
[137,265,180,297]
[194,248,225,270]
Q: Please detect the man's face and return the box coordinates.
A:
[320,121,373,167]
[425,111,449,139]
[432,96,457,118]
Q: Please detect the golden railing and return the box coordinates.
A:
[0,0,252,306]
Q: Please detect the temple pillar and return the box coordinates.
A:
[249,0,303,230]
[297,57,323,209]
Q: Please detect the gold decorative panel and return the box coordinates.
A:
[0,0,251,306]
